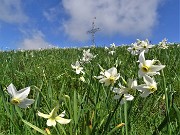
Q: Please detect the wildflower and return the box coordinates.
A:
[111,79,137,104]
[95,67,120,86]
[138,50,165,78]
[7,83,34,108]
[104,46,109,50]
[109,50,115,55]
[110,43,116,48]
[81,49,95,62]
[38,108,71,127]
[158,38,168,49]
[134,75,157,97]
[79,76,85,82]
[137,39,154,53]
[127,42,140,55]
[71,61,84,74]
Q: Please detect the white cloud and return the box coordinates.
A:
[43,7,59,22]
[0,0,28,23]
[19,31,51,50]
[62,0,162,41]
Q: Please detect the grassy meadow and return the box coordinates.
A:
[0,44,180,135]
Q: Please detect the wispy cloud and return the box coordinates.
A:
[19,31,51,50]
[0,0,28,24]
[43,7,59,22]
[62,0,162,41]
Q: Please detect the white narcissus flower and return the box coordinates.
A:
[137,39,154,53]
[7,83,34,108]
[127,43,141,55]
[79,76,85,82]
[138,50,165,78]
[158,38,169,49]
[95,67,120,86]
[104,46,109,50]
[109,50,115,55]
[81,49,95,62]
[112,79,137,104]
[38,108,71,127]
[135,75,157,97]
[71,61,84,74]
[110,43,116,48]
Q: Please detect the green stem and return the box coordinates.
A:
[102,94,124,135]
[124,101,128,135]
[161,70,171,135]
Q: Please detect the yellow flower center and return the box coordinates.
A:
[143,45,147,48]
[11,98,20,105]
[128,88,134,95]
[142,65,149,72]
[149,86,156,92]
[109,76,115,83]
[133,48,136,50]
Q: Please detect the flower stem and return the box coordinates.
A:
[161,70,172,135]
[102,94,124,135]
[124,101,128,135]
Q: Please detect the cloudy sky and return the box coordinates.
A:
[0,0,179,50]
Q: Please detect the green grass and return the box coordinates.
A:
[0,44,180,135]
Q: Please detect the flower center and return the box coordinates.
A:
[142,66,149,72]
[128,88,134,95]
[11,98,20,105]
[109,76,115,83]
[149,86,156,92]
[143,44,147,48]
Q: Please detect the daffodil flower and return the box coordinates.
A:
[137,39,154,53]
[134,75,157,97]
[7,83,34,108]
[95,67,120,86]
[111,79,137,104]
[127,43,141,55]
[138,50,165,78]
[109,50,115,55]
[38,108,71,127]
[71,61,84,74]
[81,49,95,63]
[158,38,169,49]
[110,43,116,48]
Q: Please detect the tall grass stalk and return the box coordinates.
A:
[124,101,128,135]
[102,94,124,135]
[161,69,172,135]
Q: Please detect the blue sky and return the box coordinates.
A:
[0,0,179,50]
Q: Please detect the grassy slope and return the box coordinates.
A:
[0,44,179,135]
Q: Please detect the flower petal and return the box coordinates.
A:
[150,65,165,72]
[18,98,34,108]
[38,111,50,119]
[47,119,56,126]
[59,111,66,118]
[114,95,120,99]
[139,50,145,63]
[16,87,31,100]
[141,90,151,97]
[55,116,71,124]
[7,83,18,97]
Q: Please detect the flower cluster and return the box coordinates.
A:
[104,43,117,55]
[71,48,96,82]
[6,83,71,127]
[158,38,169,49]
[127,39,154,55]
[95,44,165,104]
[80,49,96,63]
